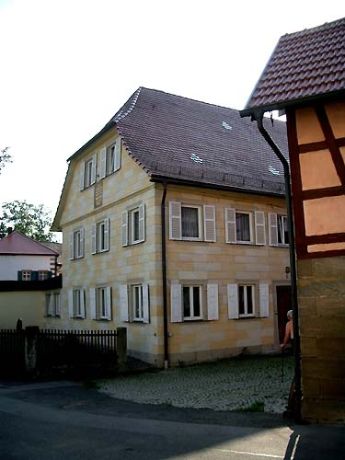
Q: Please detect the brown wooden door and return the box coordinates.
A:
[276,285,291,344]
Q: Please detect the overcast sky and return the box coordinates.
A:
[0,0,344,224]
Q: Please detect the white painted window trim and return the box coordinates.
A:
[182,285,203,320]
[238,284,255,318]
[235,210,254,244]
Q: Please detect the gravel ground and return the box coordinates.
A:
[100,355,294,414]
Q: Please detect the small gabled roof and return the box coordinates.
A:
[0,231,59,256]
[242,17,345,116]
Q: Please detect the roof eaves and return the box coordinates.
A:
[150,174,285,198]
[241,89,345,118]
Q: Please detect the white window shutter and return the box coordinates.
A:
[203,205,216,242]
[79,163,85,190]
[68,290,74,318]
[170,283,182,322]
[119,284,129,322]
[227,284,239,319]
[121,211,128,246]
[207,284,219,320]
[104,218,110,251]
[114,138,121,171]
[99,147,107,179]
[80,289,86,318]
[259,283,269,318]
[48,294,54,316]
[169,202,182,240]
[69,232,74,260]
[255,211,266,246]
[90,156,96,185]
[268,213,278,246]
[142,283,150,324]
[55,294,61,317]
[91,223,97,254]
[225,208,236,243]
[105,286,112,320]
[139,203,145,242]
[90,288,97,319]
[80,228,85,257]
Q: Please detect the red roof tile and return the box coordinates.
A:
[0,231,58,256]
[242,17,345,114]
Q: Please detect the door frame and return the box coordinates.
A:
[273,281,291,346]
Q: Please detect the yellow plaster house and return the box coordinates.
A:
[51,88,290,367]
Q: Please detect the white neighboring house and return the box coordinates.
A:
[0,230,59,281]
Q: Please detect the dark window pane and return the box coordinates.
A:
[133,210,140,241]
[183,287,190,317]
[247,287,253,314]
[236,213,250,241]
[193,286,201,317]
[239,285,245,315]
[181,207,199,238]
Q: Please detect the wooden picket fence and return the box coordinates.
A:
[0,328,126,378]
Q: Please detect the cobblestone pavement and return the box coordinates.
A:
[101,355,294,414]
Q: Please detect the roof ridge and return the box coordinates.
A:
[281,16,345,40]
[138,86,241,112]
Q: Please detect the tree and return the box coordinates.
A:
[0,147,12,174]
[0,200,54,242]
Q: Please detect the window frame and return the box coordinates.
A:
[277,214,289,246]
[21,270,32,281]
[73,288,84,318]
[235,211,253,244]
[238,284,255,318]
[45,292,61,317]
[95,286,111,320]
[84,157,95,188]
[182,284,203,320]
[72,228,84,259]
[131,284,144,321]
[92,218,110,254]
[181,204,202,241]
[38,271,49,281]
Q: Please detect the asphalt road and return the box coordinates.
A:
[0,381,344,459]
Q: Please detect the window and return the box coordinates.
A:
[277,215,289,245]
[183,285,202,320]
[68,288,85,318]
[98,138,122,179]
[225,208,253,244]
[21,270,32,281]
[90,286,111,320]
[131,284,144,321]
[46,292,61,317]
[268,213,289,247]
[38,271,49,281]
[121,204,145,246]
[106,139,121,175]
[80,156,96,190]
[236,212,252,243]
[92,218,110,253]
[228,283,269,319]
[170,283,219,322]
[70,228,84,259]
[238,285,255,317]
[119,283,150,323]
[169,202,216,242]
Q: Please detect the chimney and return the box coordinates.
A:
[7,227,13,235]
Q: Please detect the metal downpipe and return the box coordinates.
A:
[161,182,169,368]
[256,114,302,422]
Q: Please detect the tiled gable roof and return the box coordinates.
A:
[0,231,58,256]
[242,17,345,114]
[112,88,288,195]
